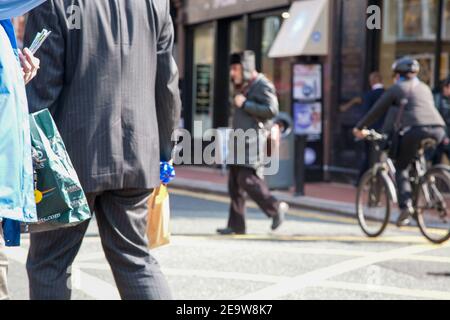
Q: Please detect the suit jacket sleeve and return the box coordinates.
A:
[155,0,182,162]
[24,0,65,113]
[356,87,397,130]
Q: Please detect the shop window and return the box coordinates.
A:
[230,20,245,53]
[192,23,215,137]
[380,0,443,88]
[444,0,450,38]
[260,16,292,114]
[383,0,438,41]
[442,0,450,83]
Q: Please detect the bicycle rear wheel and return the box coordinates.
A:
[356,171,391,237]
[416,168,450,244]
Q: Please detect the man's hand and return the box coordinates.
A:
[340,97,363,113]
[234,94,247,109]
[353,128,369,140]
[19,48,40,85]
[443,137,450,146]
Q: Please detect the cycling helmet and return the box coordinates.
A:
[392,57,420,75]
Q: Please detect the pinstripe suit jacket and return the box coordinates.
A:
[24,0,181,193]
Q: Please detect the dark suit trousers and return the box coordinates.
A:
[26,189,172,300]
[228,166,279,233]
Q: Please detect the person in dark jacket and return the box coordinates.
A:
[432,76,450,164]
[353,58,446,227]
[217,51,289,235]
[341,72,385,183]
[24,0,180,300]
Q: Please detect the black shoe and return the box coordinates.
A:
[216,228,245,235]
[272,202,289,231]
[397,207,414,227]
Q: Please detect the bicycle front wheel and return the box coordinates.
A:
[416,168,450,244]
[356,171,391,237]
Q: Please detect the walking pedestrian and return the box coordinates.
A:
[24,0,181,300]
[217,51,289,235]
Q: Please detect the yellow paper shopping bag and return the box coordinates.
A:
[147,185,171,249]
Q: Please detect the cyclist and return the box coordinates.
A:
[353,58,447,227]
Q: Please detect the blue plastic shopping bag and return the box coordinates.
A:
[0,22,37,223]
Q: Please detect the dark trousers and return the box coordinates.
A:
[26,189,172,300]
[395,126,446,209]
[431,140,450,165]
[228,166,279,233]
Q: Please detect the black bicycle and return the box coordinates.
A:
[356,130,450,244]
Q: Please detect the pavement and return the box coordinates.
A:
[173,165,357,216]
[6,189,450,300]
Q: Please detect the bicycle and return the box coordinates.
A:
[356,130,450,244]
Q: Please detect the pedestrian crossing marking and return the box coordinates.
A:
[318,281,450,300]
[239,244,446,300]
[70,262,450,300]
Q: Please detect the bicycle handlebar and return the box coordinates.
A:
[360,130,388,142]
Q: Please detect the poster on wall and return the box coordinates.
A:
[293,64,322,100]
[293,102,322,139]
[195,64,212,114]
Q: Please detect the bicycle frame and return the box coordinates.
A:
[369,140,398,205]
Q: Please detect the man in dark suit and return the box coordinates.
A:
[340,72,385,183]
[24,0,181,300]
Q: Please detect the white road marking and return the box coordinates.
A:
[170,236,450,264]
[319,281,450,300]
[75,261,450,300]
[168,236,369,257]
[401,254,450,264]
[6,238,450,300]
[76,263,287,283]
[239,244,446,300]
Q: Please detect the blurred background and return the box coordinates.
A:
[12,0,450,186]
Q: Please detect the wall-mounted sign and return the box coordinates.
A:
[293,64,322,101]
[195,64,212,115]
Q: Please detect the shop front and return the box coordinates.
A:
[180,0,450,185]
[180,0,333,186]
[333,0,450,183]
[182,0,293,137]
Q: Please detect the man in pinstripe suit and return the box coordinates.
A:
[24,0,181,300]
